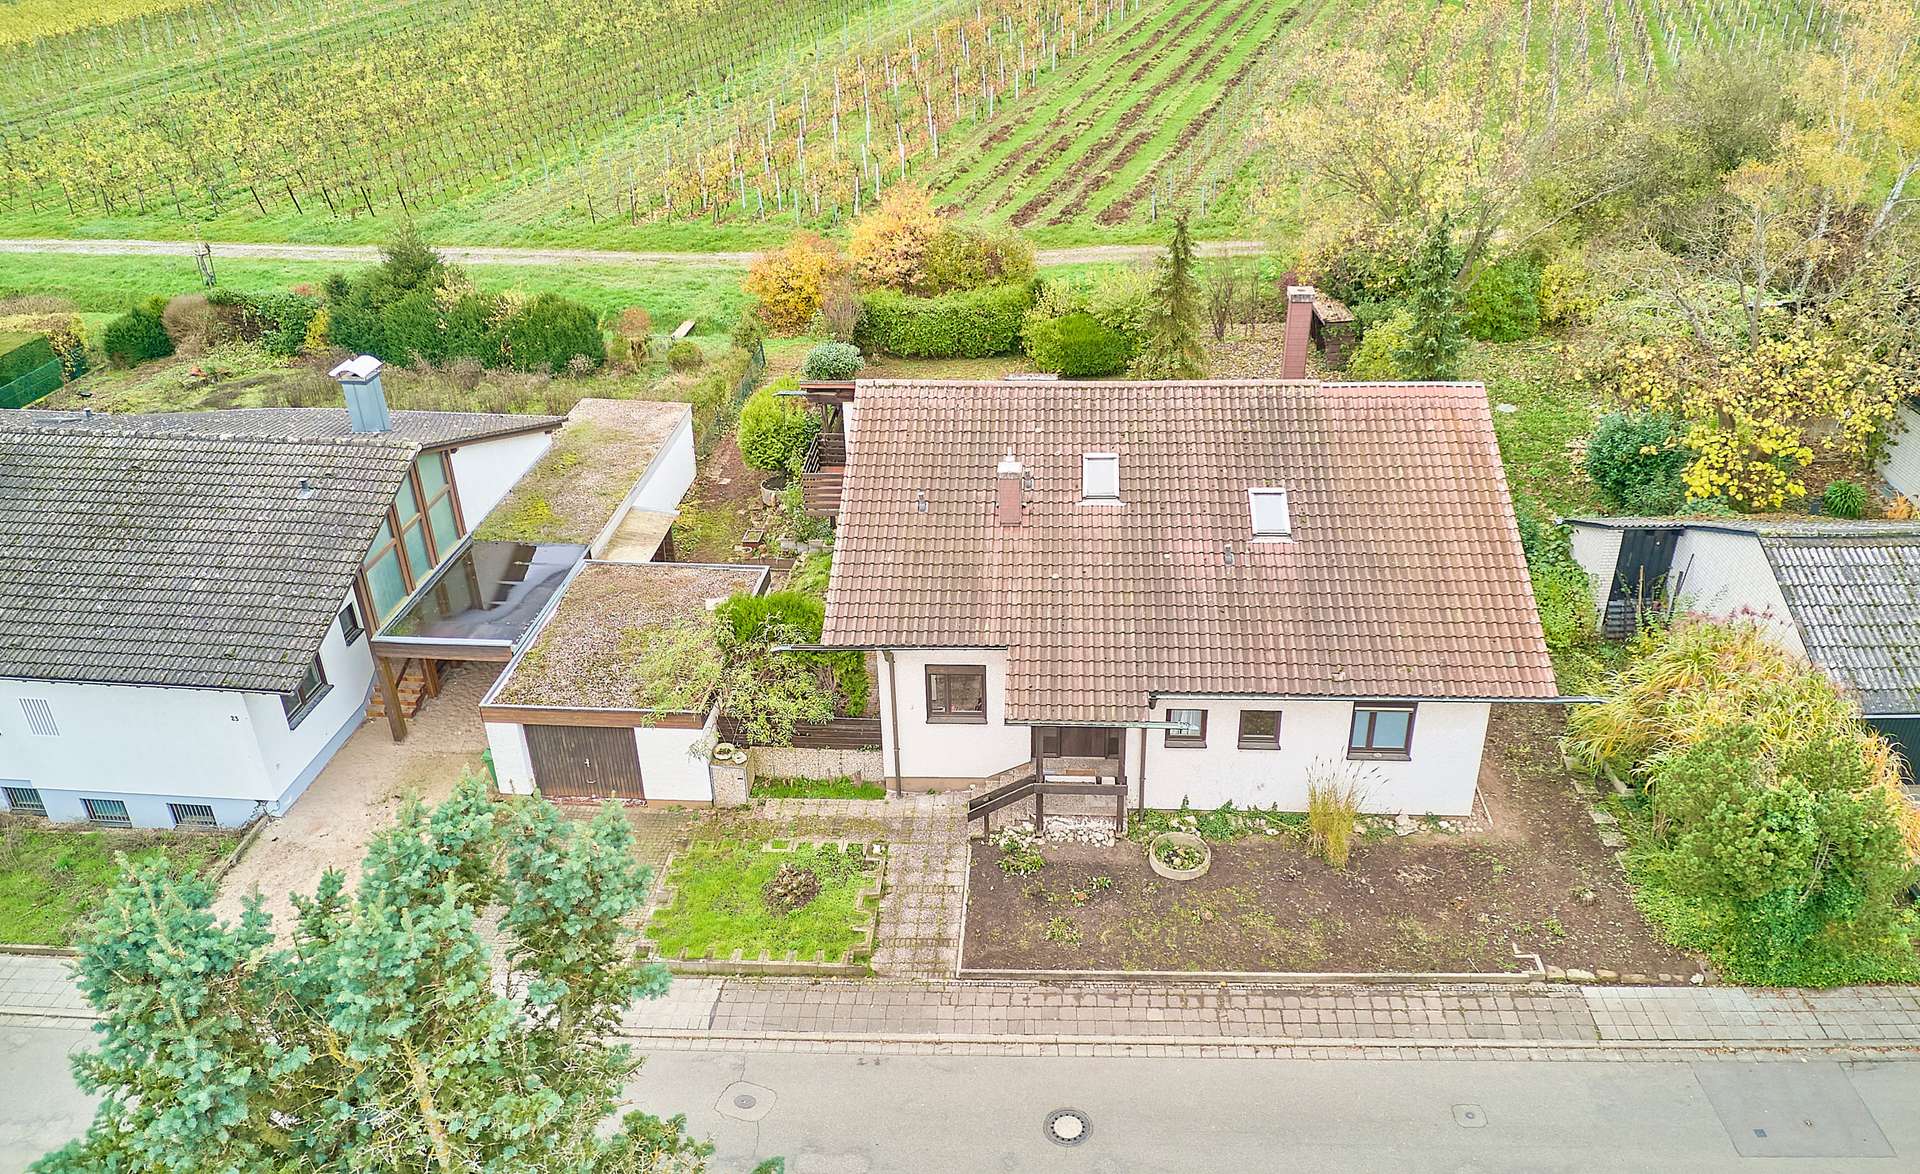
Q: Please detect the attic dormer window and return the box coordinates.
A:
[1250,487,1292,540]
[1081,453,1120,503]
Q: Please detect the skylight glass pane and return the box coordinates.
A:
[1082,453,1119,499]
[1250,488,1291,537]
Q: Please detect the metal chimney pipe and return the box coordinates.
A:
[328,354,392,434]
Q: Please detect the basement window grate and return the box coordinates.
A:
[168,803,218,829]
[83,798,131,828]
[3,786,47,818]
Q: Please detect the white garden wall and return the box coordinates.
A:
[1877,401,1920,503]
[1567,523,1624,614]
[1142,698,1490,817]
[1667,529,1805,655]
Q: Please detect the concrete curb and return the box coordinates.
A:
[614,1027,1920,1053]
[0,944,78,958]
[954,966,1547,985]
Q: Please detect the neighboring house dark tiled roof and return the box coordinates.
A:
[1759,528,1920,715]
[822,380,1558,722]
[0,425,418,693]
[1,406,562,449]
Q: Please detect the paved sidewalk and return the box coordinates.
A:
[617,976,1920,1055]
[14,949,1920,1057]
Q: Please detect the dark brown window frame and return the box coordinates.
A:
[339,600,365,644]
[360,451,464,624]
[1348,703,1417,761]
[1237,709,1282,750]
[281,654,333,730]
[925,664,988,724]
[1164,707,1208,748]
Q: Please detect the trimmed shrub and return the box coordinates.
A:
[802,342,864,380]
[923,224,1036,294]
[613,306,652,364]
[1462,254,1542,342]
[854,283,1030,358]
[1584,411,1688,514]
[102,307,175,366]
[736,384,820,473]
[1539,255,1599,327]
[1822,479,1869,518]
[1022,311,1131,377]
[666,340,704,372]
[497,292,605,373]
[160,294,217,351]
[1345,309,1412,379]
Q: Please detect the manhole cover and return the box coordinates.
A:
[1045,1109,1091,1147]
[734,1094,758,1110]
[715,1081,775,1123]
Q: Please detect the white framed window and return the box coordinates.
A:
[83,798,131,828]
[1249,487,1292,540]
[1081,453,1120,502]
[168,802,218,829]
[18,698,57,736]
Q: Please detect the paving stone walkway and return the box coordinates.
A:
[13,949,1920,1059]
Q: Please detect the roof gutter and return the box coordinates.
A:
[1148,691,1601,705]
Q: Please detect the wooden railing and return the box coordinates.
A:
[716,715,881,751]
[967,772,1126,836]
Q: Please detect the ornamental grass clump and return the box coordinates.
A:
[1565,620,1920,985]
[1305,762,1370,871]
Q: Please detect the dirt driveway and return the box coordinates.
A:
[212,665,493,928]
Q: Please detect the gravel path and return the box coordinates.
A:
[0,236,1266,269]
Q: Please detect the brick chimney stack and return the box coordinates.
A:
[996,449,1024,527]
[1282,285,1316,380]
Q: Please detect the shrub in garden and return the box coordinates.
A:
[745,231,850,335]
[665,340,704,372]
[242,291,323,357]
[1584,411,1689,514]
[1462,254,1542,342]
[1022,311,1131,377]
[801,341,864,380]
[922,224,1036,294]
[1565,621,1920,985]
[761,863,822,913]
[498,293,605,373]
[614,306,652,363]
[808,273,860,341]
[1822,479,1869,518]
[1539,254,1599,327]
[1130,216,1208,379]
[160,294,217,350]
[1392,217,1465,380]
[101,306,174,366]
[1345,309,1412,379]
[848,183,942,292]
[854,283,1029,358]
[736,384,820,473]
[1299,226,1417,308]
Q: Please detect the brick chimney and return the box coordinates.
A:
[1282,285,1316,380]
[996,449,1024,526]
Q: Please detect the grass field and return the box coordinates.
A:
[0,822,239,946]
[0,0,1839,249]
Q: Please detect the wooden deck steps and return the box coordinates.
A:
[366,661,429,720]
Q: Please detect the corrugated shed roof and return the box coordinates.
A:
[0,425,417,692]
[1761,531,1920,715]
[1,406,562,449]
[822,380,1558,722]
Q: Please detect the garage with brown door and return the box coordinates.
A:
[524,724,645,800]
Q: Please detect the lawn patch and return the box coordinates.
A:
[752,776,886,801]
[0,821,241,946]
[646,839,884,971]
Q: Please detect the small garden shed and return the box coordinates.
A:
[480,561,768,804]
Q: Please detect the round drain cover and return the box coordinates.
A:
[734,1093,758,1110]
[1045,1109,1090,1147]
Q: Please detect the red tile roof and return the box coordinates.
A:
[821,380,1558,722]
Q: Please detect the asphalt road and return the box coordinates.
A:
[8,1019,1917,1173]
[0,237,1267,270]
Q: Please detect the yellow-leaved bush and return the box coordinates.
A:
[744,232,850,336]
[1581,321,1912,509]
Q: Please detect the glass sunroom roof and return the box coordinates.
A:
[378,540,587,650]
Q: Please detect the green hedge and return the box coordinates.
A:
[0,333,57,383]
[854,283,1030,358]
[1022,311,1131,377]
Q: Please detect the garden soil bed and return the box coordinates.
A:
[961,706,1700,978]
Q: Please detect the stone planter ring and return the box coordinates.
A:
[1147,830,1211,881]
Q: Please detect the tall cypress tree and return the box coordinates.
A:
[1394,215,1466,380]
[1131,215,1209,379]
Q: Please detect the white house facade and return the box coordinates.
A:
[821,377,1559,818]
[0,379,563,829]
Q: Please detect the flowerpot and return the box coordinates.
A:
[759,472,789,507]
[1147,831,1211,881]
